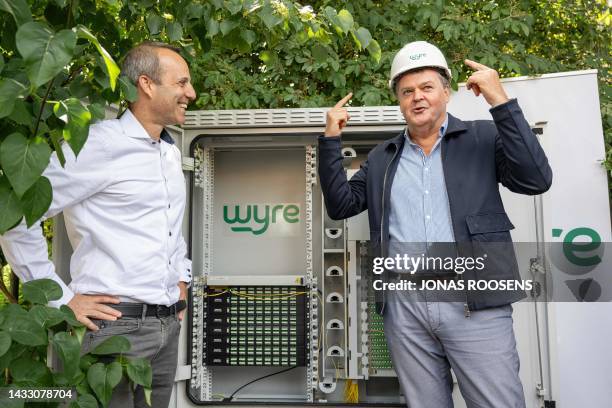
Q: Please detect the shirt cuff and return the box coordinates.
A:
[48,278,75,309]
[179,259,193,287]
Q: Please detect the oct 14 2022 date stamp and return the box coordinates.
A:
[0,387,76,402]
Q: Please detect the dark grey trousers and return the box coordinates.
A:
[81,314,180,408]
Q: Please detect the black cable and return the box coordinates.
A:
[223,366,299,402]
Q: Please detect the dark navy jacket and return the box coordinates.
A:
[318,99,553,313]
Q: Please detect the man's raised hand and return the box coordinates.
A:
[325,93,353,137]
[464,59,509,107]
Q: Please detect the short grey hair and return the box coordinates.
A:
[393,67,450,95]
[121,41,181,85]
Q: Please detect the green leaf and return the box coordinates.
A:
[520,22,529,36]
[0,78,27,119]
[336,10,354,33]
[367,39,381,64]
[87,362,122,407]
[60,305,83,327]
[20,176,52,227]
[16,22,76,88]
[54,369,85,387]
[76,26,120,91]
[53,98,92,157]
[52,332,81,378]
[241,29,256,45]
[323,6,338,25]
[206,18,219,38]
[126,357,152,388]
[22,278,63,304]
[146,12,163,35]
[119,76,138,103]
[167,22,183,42]
[259,4,282,29]
[69,393,98,408]
[79,354,97,372]
[90,335,131,355]
[220,20,238,36]
[73,325,87,345]
[8,100,33,126]
[11,356,50,383]
[0,133,51,197]
[0,0,32,26]
[0,342,26,371]
[259,50,275,64]
[89,103,105,122]
[50,129,66,167]
[0,53,4,74]
[0,176,23,234]
[30,305,65,328]
[429,12,439,29]
[355,27,372,49]
[4,314,48,346]
[144,387,152,406]
[311,45,328,64]
[0,331,11,357]
[1,303,26,320]
[184,3,204,20]
[225,0,242,15]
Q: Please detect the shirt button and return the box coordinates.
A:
[169,260,172,265]
[425,190,429,194]
[168,204,171,209]
[426,215,431,220]
[169,231,172,236]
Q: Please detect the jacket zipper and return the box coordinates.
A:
[441,140,470,317]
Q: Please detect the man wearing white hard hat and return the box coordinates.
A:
[318,41,552,407]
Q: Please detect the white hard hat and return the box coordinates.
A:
[388,41,451,90]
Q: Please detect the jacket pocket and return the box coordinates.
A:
[465,213,514,242]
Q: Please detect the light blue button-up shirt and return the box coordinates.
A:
[388,115,455,262]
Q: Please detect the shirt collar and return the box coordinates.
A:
[119,109,175,145]
[404,113,449,143]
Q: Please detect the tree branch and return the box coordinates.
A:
[33,78,55,139]
[61,66,84,87]
[0,268,17,304]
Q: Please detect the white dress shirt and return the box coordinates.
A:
[0,109,192,307]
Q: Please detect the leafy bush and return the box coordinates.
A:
[0,279,152,408]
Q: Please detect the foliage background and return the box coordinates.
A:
[0,1,609,403]
[0,0,610,295]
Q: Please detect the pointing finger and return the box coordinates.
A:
[464,59,489,71]
[334,92,353,108]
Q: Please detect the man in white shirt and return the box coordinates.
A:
[0,41,196,408]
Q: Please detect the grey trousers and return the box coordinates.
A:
[81,314,180,408]
[383,289,526,408]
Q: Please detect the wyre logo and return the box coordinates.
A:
[223,204,300,235]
